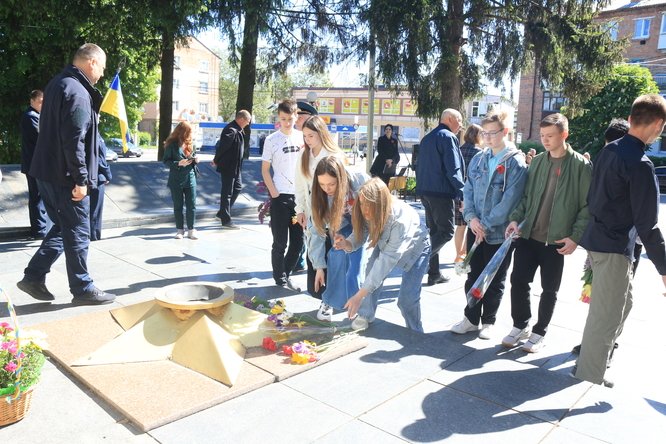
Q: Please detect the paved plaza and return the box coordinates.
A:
[0,158,665,443]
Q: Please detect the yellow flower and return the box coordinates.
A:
[270,305,284,314]
[291,353,310,365]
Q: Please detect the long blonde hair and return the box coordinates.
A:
[352,178,392,248]
[164,121,194,157]
[311,156,350,236]
[301,116,343,178]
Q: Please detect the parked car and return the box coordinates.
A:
[655,166,666,193]
[105,148,118,163]
[106,138,143,158]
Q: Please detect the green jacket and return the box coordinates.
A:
[509,144,591,244]
[164,142,196,189]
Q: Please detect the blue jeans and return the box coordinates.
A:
[358,243,430,332]
[24,180,94,296]
[322,224,366,310]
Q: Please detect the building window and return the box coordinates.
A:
[199,103,208,114]
[174,56,181,70]
[542,91,567,112]
[199,60,209,72]
[199,82,208,94]
[471,101,480,117]
[634,18,651,39]
[608,20,619,41]
[172,101,179,112]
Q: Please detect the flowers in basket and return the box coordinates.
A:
[454,240,480,276]
[580,257,592,304]
[1,322,46,398]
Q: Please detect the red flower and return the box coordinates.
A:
[471,287,483,299]
[282,345,293,355]
[496,164,506,174]
[262,337,277,351]
[556,167,561,177]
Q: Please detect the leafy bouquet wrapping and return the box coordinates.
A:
[465,224,521,309]
[454,240,480,276]
[1,289,46,399]
[580,257,592,304]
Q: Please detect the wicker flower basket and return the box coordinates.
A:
[0,385,35,426]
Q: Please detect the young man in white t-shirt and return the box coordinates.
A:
[261,99,305,291]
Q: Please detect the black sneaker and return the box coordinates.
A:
[277,278,301,293]
[221,222,240,230]
[572,344,581,354]
[16,279,55,301]
[72,287,116,305]
[426,274,450,286]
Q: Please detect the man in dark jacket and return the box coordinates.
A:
[17,43,115,305]
[20,89,50,238]
[416,108,464,286]
[213,109,252,229]
[575,94,666,387]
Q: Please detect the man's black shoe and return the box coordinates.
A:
[572,344,581,354]
[221,222,241,230]
[426,274,450,286]
[572,343,617,368]
[17,279,55,301]
[72,287,116,305]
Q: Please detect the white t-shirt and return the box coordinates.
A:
[262,130,304,194]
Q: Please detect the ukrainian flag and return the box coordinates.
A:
[100,73,130,154]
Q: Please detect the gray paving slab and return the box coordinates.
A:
[314,419,408,443]
[360,379,555,443]
[559,384,666,443]
[540,426,610,444]
[429,352,592,423]
[149,383,352,444]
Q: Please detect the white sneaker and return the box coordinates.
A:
[316,301,333,322]
[478,324,494,340]
[174,229,184,239]
[187,229,198,240]
[522,333,545,353]
[351,316,369,331]
[451,317,479,335]
[501,326,531,347]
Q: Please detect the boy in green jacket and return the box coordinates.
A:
[502,113,592,352]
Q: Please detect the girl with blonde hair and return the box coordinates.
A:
[309,156,368,320]
[163,121,199,239]
[334,178,431,332]
[294,116,345,298]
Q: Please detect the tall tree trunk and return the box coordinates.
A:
[440,0,465,111]
[236,7,260,159]
[158,30,175,161]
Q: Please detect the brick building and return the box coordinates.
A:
[516,0,666,146]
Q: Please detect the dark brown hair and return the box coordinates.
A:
[464,124,482,145]
[540,113,568,133]
[630,94,666,126]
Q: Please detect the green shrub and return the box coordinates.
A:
[137,131,152,146]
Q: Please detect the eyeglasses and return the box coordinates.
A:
[481,129,503,137]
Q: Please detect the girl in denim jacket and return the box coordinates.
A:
[335,178,431,332]
[451,110,528,339]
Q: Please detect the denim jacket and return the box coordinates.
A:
[346,198,430,294]
[309,171,368,269]
[463,147,528,245]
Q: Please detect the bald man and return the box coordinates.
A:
[416,109,465,286]
[17,43,115,305]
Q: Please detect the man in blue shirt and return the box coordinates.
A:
[575,94,666,387]
[416,109,465,286]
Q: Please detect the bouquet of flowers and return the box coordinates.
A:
[256,181,271,225]
[580,257,592,304]
[262,338,320,364]
[465,224,521,308]
[1,289,46,400]
[454,240,480,276]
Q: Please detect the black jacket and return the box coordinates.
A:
[580,134,666,275]
[20,106,40,174]
[370,135,400,176]
[214,119,245,176]
[97,136,112,184]
[29,65,103,188]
